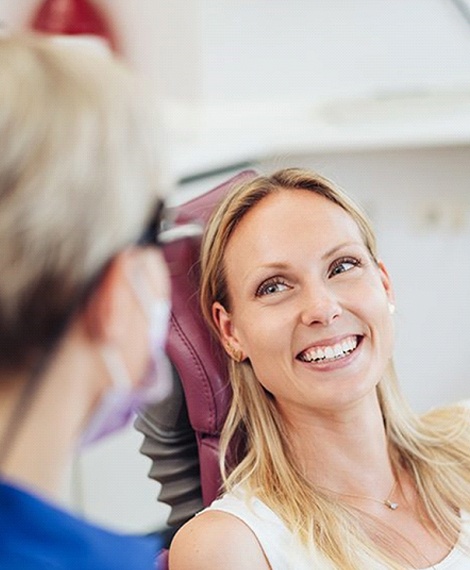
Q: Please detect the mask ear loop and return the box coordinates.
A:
[100,344,133,389]
[128,268,154,316]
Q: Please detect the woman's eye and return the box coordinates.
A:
[256,278,290,297]
[329,257,360,277]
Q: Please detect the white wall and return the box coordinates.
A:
[198,0,470,103]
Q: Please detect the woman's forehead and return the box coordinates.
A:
[227,189,362,253]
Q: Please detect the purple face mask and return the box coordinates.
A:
[79,298,171,447]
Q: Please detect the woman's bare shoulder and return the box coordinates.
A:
[169,509,270,570]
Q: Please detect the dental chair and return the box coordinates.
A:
[134,170,257,570]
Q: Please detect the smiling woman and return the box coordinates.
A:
[169,168,470,570]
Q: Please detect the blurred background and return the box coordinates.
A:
[1,0,470,541]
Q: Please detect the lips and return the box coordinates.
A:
[296,335,362,364]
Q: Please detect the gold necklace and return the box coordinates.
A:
[321,479,399,510]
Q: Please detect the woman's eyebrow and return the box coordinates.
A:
[256,261,291,271]
[321,241,363,260]
[238,261,291,289]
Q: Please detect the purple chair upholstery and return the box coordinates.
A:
[135,171,257,567]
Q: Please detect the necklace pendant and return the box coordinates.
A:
[385,500,399,510]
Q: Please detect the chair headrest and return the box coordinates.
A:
[163,170,258,435]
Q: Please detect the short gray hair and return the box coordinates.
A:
[0,34,168,370]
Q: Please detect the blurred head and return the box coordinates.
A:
[0,34,168,374]
[200,168,396,425]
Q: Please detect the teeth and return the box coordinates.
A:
[298,336,359,363]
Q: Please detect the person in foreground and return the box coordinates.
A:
[169,168,470,569]
[0,35,171,569]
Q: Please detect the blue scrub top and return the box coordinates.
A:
[0,480,162,569]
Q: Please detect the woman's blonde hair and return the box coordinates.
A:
[200,168,470,568]
[0,34,167,371]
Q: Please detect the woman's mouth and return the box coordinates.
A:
[297,335,362,364]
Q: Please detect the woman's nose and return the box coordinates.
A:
[299,281,342,327]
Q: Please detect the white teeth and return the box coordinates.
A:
[298,336,359,363]
[334,345,343,358]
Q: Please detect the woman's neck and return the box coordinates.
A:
[283,392,396,496]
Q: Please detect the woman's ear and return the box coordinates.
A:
[212,301,245,362]
[377,260,395,305]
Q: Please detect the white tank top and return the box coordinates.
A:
[204,490,470,570]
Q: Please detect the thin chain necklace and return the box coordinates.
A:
[321,479,400,510]
[320,478,444,568]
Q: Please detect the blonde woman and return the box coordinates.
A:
[170,168,470,569]
[0,35,171,569]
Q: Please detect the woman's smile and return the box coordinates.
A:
[296,334,363,366]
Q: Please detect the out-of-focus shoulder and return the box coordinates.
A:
[169,510,270,570]
[422,401,470,417]
[449,401,470,421]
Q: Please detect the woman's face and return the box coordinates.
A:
[213,189,394,417]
